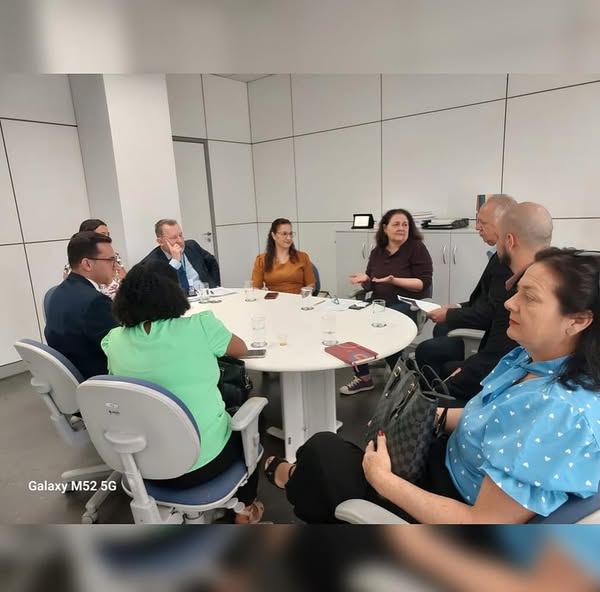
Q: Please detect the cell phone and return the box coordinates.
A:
[348,302,371,310]
[241,349,267,358]
[264,292,279,300]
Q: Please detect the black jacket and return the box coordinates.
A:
[142,240,221,288]
[44,273,118,379]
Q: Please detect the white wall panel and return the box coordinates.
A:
[203,75,250,142]
[248,75,292,142]
[382,75,506,119]
[216,223,259,288]
[382,102,504,218]
[209,141,256,226]
[295,123,381,222]
[291,75,380,135]
[508,75,600,97]
[0,139,22,245]
[0,244,40,364]
[253,139,296,223]
[503,84,600,218]
[0,74,75,125]
[2,120,89,242]
[166,74,207,138]
[551,219,600,251]
[25,240,69,334]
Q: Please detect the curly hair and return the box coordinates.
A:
[112,260,190,327]
[534,247,600,390]
[264,218,298,273]
[375,209,422,248]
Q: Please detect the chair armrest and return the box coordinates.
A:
[446,329,485,340]
[230,397,268,475]
[335,499,408,524]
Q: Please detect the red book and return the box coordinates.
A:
[324,341,378,365]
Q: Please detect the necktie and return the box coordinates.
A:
[177,262,190,292]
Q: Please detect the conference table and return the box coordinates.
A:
[187,290,417,462]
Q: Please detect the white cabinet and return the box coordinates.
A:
[335,228,487,309]
[335,231,376,298]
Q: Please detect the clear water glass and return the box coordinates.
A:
[251,315,267,347]
[300,286,313,310]
[244,280,256,302]
[321,313,338,346]
[371,299,387,327]
[198,288,210,303]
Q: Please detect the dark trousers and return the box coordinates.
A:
[414,323,465,380]
[355,301,419,378]
[147,431,258,505]
[285,431,462,523]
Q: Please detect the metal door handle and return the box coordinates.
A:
[202,232,212,237]
[452,245,457,264]
[442,245,447,264]
[362,243,366,259]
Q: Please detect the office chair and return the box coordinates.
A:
[13,339,120,524]
[335,487,600,524]
[446,328,485,359]
[43,285,58,321]
[311,263,330,297]
[77,376,268,524]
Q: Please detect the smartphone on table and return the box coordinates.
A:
[241,349,267,358]
[264,292,279,300]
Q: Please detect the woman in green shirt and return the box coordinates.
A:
[101,260,264,524]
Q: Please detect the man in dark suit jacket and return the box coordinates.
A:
[45,231,119,379]
[415,195,518,403]
[142,219,221,290]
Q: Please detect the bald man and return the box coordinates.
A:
[416,196,517,401]
[434,201,553,405]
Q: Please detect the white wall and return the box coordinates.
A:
[248,74,600,293]
[0,74,89,366]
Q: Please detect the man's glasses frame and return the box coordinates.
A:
[87,257,118,266]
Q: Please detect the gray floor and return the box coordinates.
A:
[0,364,391,524]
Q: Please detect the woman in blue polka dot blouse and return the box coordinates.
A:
[264,248,600,523]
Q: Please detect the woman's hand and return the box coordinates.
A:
[349,273,369,284]
[363,432,393,490]
[371,275,395,284]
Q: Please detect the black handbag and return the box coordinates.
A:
[217,355,253,412]
[365,357,453,484]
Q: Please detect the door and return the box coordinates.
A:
[172,140,216,255]
[448,233,488,305]
[335,231,370,298]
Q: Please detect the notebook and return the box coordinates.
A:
[324,341,378,365]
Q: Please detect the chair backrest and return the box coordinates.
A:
[77,376,200,480]
[14,338,83,414]
[529,488,600,524]
[43,285,59,322]
[311,263,321,296]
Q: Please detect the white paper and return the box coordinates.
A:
[397,296,441,313]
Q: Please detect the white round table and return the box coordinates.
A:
[187,291,417,461]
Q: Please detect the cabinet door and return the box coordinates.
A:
[449,233,488,304]
[335,231,370,298]
[421,231,450,304]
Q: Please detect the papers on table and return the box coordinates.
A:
[397,296,441,313]
[188,287,239,302]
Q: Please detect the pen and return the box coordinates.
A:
[313,299,327,306]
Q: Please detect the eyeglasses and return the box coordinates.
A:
[87,257,118,265]
[276,232,294,238]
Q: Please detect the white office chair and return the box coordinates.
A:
[335,487,600,524]
[13,339,120,524]
[446,328,485,359]
[77,376,267,524]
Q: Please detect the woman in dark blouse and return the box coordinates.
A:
[341,208,433,395]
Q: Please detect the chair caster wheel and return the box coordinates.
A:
[81,512,98,524]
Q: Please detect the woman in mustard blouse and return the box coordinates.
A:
[252,218,316,294]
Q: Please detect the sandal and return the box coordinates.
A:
[234,500,264,524]
[264,456,294,489]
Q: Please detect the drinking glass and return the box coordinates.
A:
[198,288,210,303]
[300,286,313,310]
[371,299,387,327]
[244,280,256,302]
[321,313,338,346]
[251,315,267,347]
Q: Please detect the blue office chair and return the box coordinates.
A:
[336,487,600,524]
[13,339,120,523]
[43,285,58,321]
[311,263,329,297]
[77,376,267,524]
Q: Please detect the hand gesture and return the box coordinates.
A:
[371,275,395,284]
[164,239,183,261]
[363,431,392,487]
[349,273,369,285]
